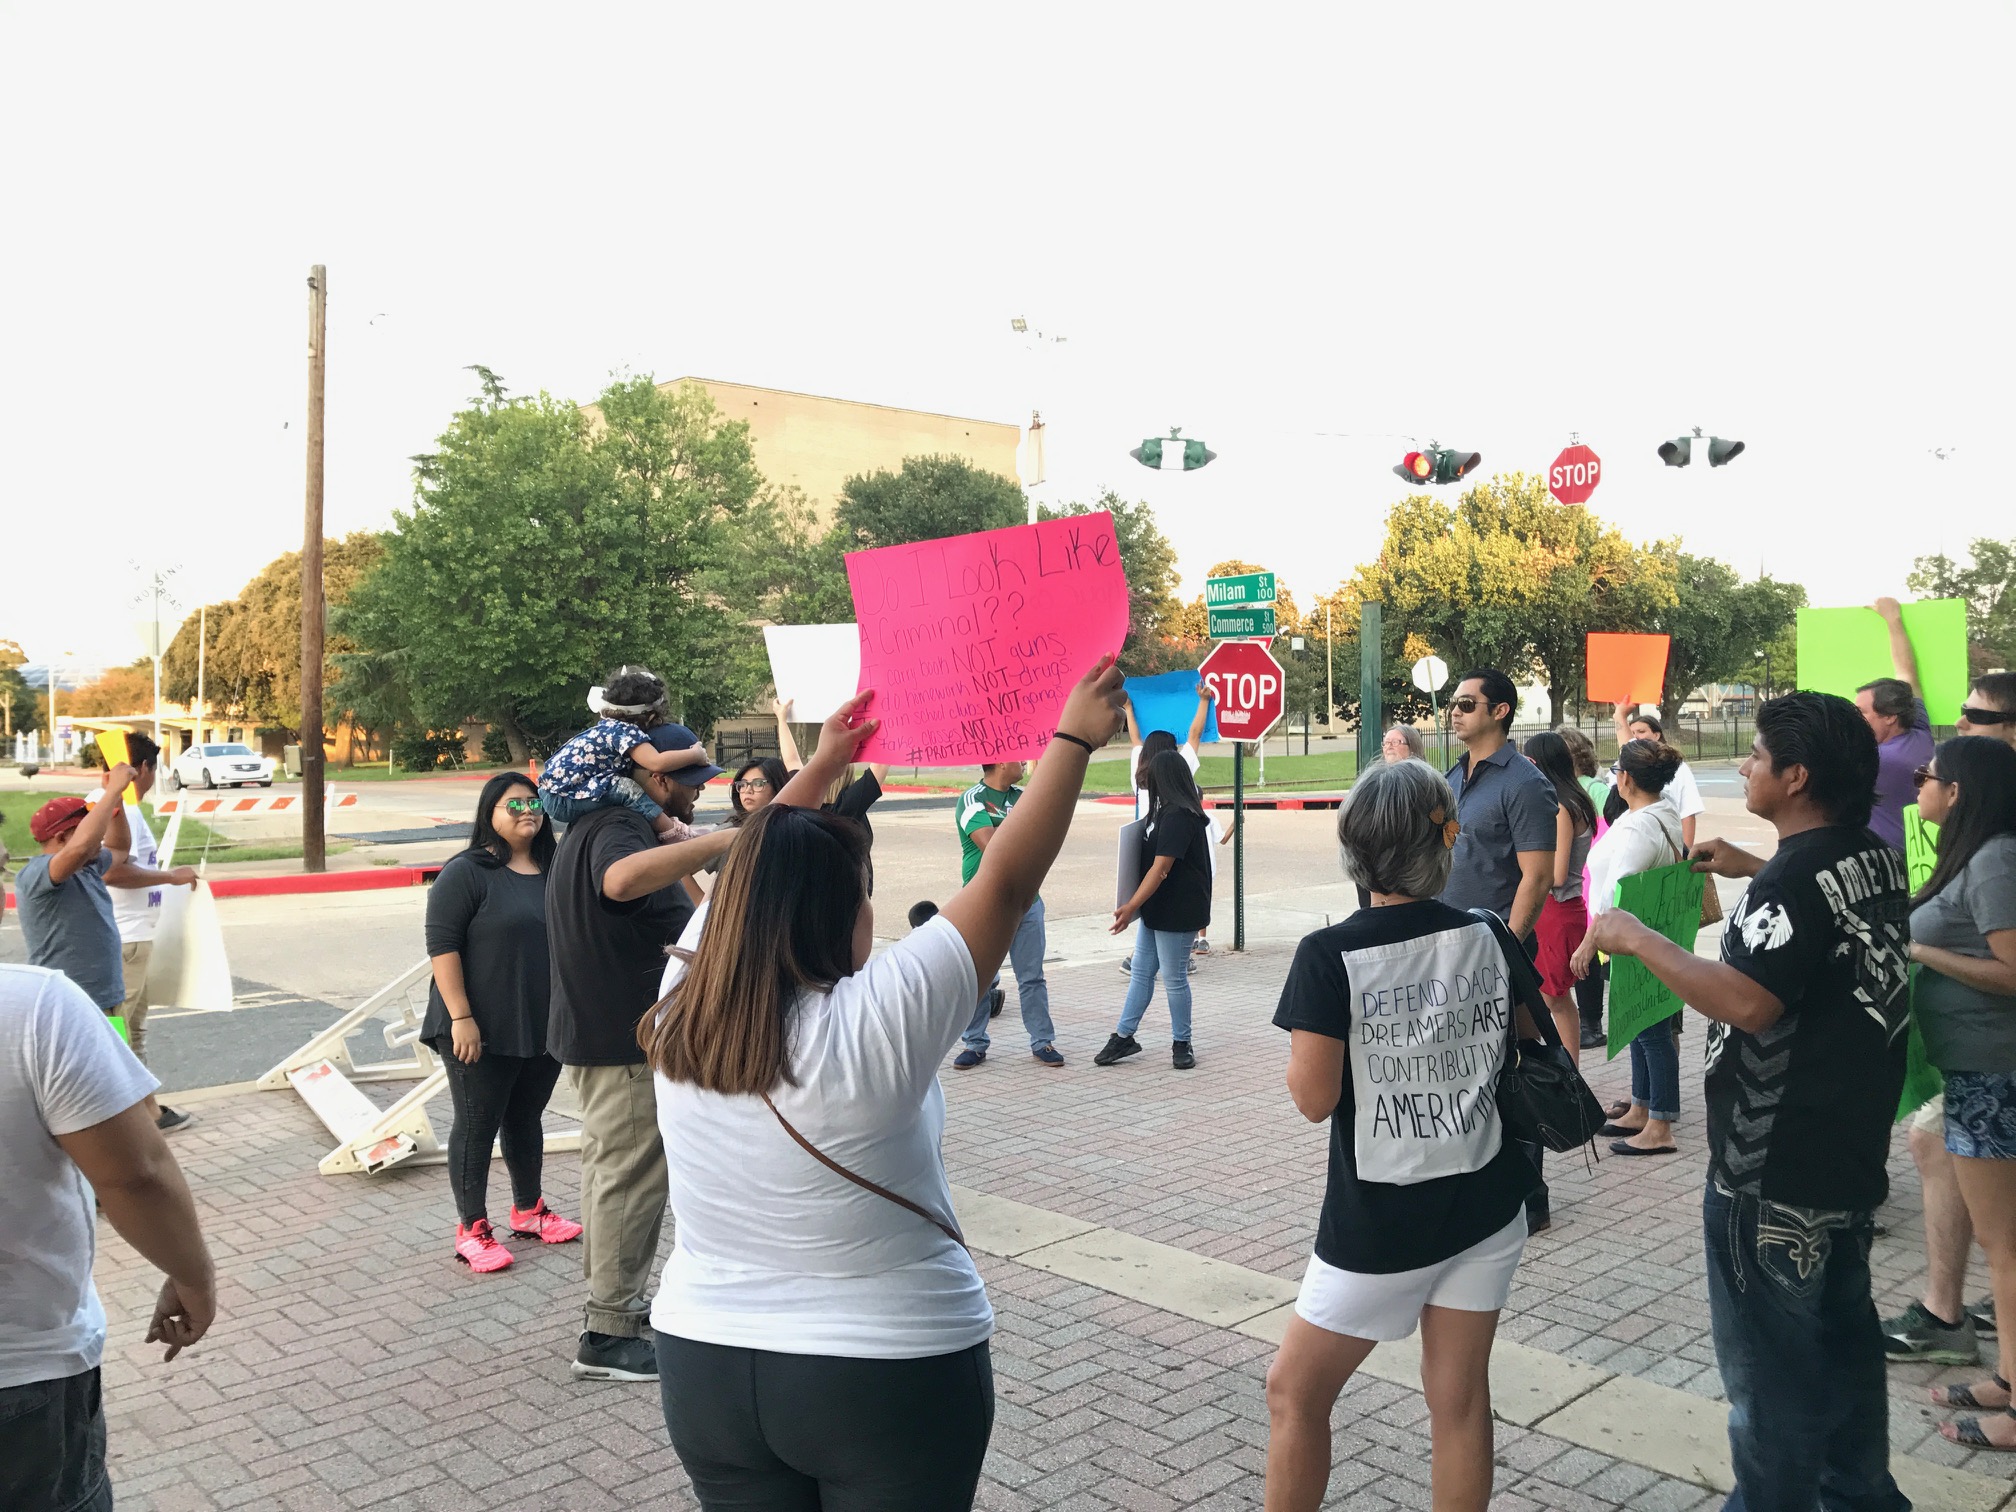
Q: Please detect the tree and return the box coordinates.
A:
[0,639,34,736]
[1640,552,1804,725]
[1910,537,2016,674]
[832,454,1026,550]
[337,375,769,757]
[1038,491,1181,673]
[64,661,155,717]
[1345,475,1677,723]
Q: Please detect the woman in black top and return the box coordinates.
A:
[773,698,890,841]
[424,772,581,1274]
[1095,751,1213,1071]
[1266,759,1541,1512]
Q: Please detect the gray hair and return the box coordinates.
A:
[1383,724,1425,758]
[1338,758,1456,900]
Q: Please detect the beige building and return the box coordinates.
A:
[660,378,1023,520]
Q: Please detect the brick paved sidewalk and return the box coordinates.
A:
[92,941,2014,1510]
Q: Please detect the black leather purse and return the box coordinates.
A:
[1470,909,1606,1154]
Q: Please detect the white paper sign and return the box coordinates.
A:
[146,881,234,1012]
[1115,817,1148,909]
[1343,921,1509,1185]
[762,624,863,724]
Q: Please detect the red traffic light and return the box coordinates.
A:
[1401,450,1434,480]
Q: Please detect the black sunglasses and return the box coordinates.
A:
[1961,705,2016,727]
[1448,695,1483,714]
[1912,764,1945,789]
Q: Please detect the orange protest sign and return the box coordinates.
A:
[1586,633,1670,705]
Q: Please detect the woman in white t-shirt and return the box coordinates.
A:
[1613,704,1705,848]
[642,661,1126,1510]
[1572,738,1690,1157]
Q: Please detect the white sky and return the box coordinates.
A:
[4,3,2010,672]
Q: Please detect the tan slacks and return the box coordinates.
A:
[118,941,153,1062]
[569,1062,668,1339]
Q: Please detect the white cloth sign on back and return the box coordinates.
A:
[1342,920,1510,1186]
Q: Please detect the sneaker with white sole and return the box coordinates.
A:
[573,1331,658,1381]
[1881,1300,1978,1364]
[508,1199,583,1244]
[155,1106,196,1134]
[453,1218,513,1274]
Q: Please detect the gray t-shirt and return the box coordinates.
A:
[1912,834,2016,1073]
[0,964,159,1388]
[15,850,123,1011]
[1550,824,1593,904]
[1440,745,1561,919]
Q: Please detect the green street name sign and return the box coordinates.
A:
[1208,606,1277,639]
[1203,571,1276,607]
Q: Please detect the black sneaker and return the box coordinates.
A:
[1578,1027,1605,1050]
[987,987,1005,1019]
[1092,1033,1141,1066]
[1171,1040,1195,1070]
[156,1106,196,1134]
[1972,1296,1999,1338]
[572,1331,658,1381]
[1881,1301,1978,1364]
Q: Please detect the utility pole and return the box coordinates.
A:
[195,605,207,746]
[301,265,328,872]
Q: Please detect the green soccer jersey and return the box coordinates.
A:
[957,780,1021,885]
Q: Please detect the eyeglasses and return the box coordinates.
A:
[733,778,773,792]
[1961,705,2016,726]
[1912,765,1946,788]
[503,796,544,815]
[1447,695,1483,714]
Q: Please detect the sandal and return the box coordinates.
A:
[1933,1374,2011,1410]
[1942,1407,2016,1449]
[1599,1121,1648,1138]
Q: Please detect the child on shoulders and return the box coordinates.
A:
[539,665,709,840]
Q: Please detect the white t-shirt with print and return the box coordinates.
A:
[111,801,164,943]
[0,964,159,1388]
[1665,762,1706,823]
[650,914,989,1358]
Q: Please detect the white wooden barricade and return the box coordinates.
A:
[256,959,580,1177]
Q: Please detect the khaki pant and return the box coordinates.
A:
[118,941,153,1063]
[570,1062,667,1339]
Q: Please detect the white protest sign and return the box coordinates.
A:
[762,624,862,724]
[146,881,234,1012]
[1343,920,1509,1185]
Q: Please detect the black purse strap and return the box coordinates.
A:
[1467,908,1564,1056]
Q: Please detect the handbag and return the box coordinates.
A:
[762,1094,968,1251]
[1469,909,1607,1154]
[1663,823,1723,927]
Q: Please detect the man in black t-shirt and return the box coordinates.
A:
[546,726,730,1384]
[1584,693,1909,1511]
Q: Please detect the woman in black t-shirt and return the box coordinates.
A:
[771,698,890,841]
[1094,751,1213,1071]
[423,772,582,1275]
[1265,759,1540,1512]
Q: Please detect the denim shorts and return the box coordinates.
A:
[1945,1071,2016,1159]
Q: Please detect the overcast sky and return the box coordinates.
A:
[4,3,2010,673]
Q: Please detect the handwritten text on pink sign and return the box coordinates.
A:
[845,513,1130,765]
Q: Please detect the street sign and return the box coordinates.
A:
[1200,641,1286,742]
[1548,444,1603,506]
[1208,606,1276,640]
[1410,655,1450,693]
[1204,572,1276,608]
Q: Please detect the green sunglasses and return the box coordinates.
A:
[503,796,544,816]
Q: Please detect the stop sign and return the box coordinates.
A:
[1199,641,1286,742]
[1548,444,1602,506]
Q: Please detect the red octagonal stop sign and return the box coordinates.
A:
[1548,444,1602,506]
[1199,640,1286,742]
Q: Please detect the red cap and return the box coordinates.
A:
[29,796,90,844]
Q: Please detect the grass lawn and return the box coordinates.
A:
[326,762,510,782]
[1,792,349,869]
[1075,750,1365,795]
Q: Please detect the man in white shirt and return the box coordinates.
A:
[1613,704,1705,847]
[0,964,217,1512]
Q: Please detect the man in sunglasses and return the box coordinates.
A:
[1960,672,2016,749]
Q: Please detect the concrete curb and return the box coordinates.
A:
[5,863,445,911]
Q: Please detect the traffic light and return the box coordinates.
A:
[1659,431,1745,468]
[1392,448,1481,485]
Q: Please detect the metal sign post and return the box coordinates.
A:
[1233,741,1245,951]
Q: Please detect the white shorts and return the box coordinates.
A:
[1911,1092,1946,1136]
[1294,1210,1527,1342]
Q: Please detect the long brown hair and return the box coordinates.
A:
[639,804,871,1095]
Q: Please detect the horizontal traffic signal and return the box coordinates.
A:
[1660,432,1744,468]
[1392,448,1481,485]
[1708,436,1745,467]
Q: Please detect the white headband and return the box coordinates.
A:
[587,686,659,718]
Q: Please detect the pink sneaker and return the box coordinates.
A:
[509,1199,583,1245]
[453,1219,513,1273]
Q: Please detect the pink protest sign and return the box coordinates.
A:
[845,512,1130,765]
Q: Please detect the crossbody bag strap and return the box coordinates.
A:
[760,1093,968,1252]
[1468,907,1564,1055]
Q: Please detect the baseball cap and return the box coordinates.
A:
[29,796,90,844]
[645,724,726,786]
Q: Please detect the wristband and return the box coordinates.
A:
[1051,731,1097,755]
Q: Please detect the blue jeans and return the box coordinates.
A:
[541,775,662,827]
[962,899,1055,1052]
[1116,926,1193,1042]
[1630,1018,1680,1121]
[1703,1181,1908,1512]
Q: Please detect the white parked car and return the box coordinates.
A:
[171,742,276,789]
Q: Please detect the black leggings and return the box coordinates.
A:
[655,1333,994,1511]
[436,1047,564,1223]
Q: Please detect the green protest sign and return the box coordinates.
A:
[1903,803,1940,894]
[1795,598,1970,724]
[1897,968,1943,1123]
[1606,861,1705,1060]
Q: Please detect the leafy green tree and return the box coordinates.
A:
[1038,491,1181,672]
[832,454,1026,550]
[1910,537,2016,674]
[338,376,770,756]
[1640,552,1805,725]
[0,639,36,736]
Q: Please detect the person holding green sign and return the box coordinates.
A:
[1857,597,1936,852]
[1901,736,2016,1448]
[1570,739,1688,1157]
[1583,691,1911,1511]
